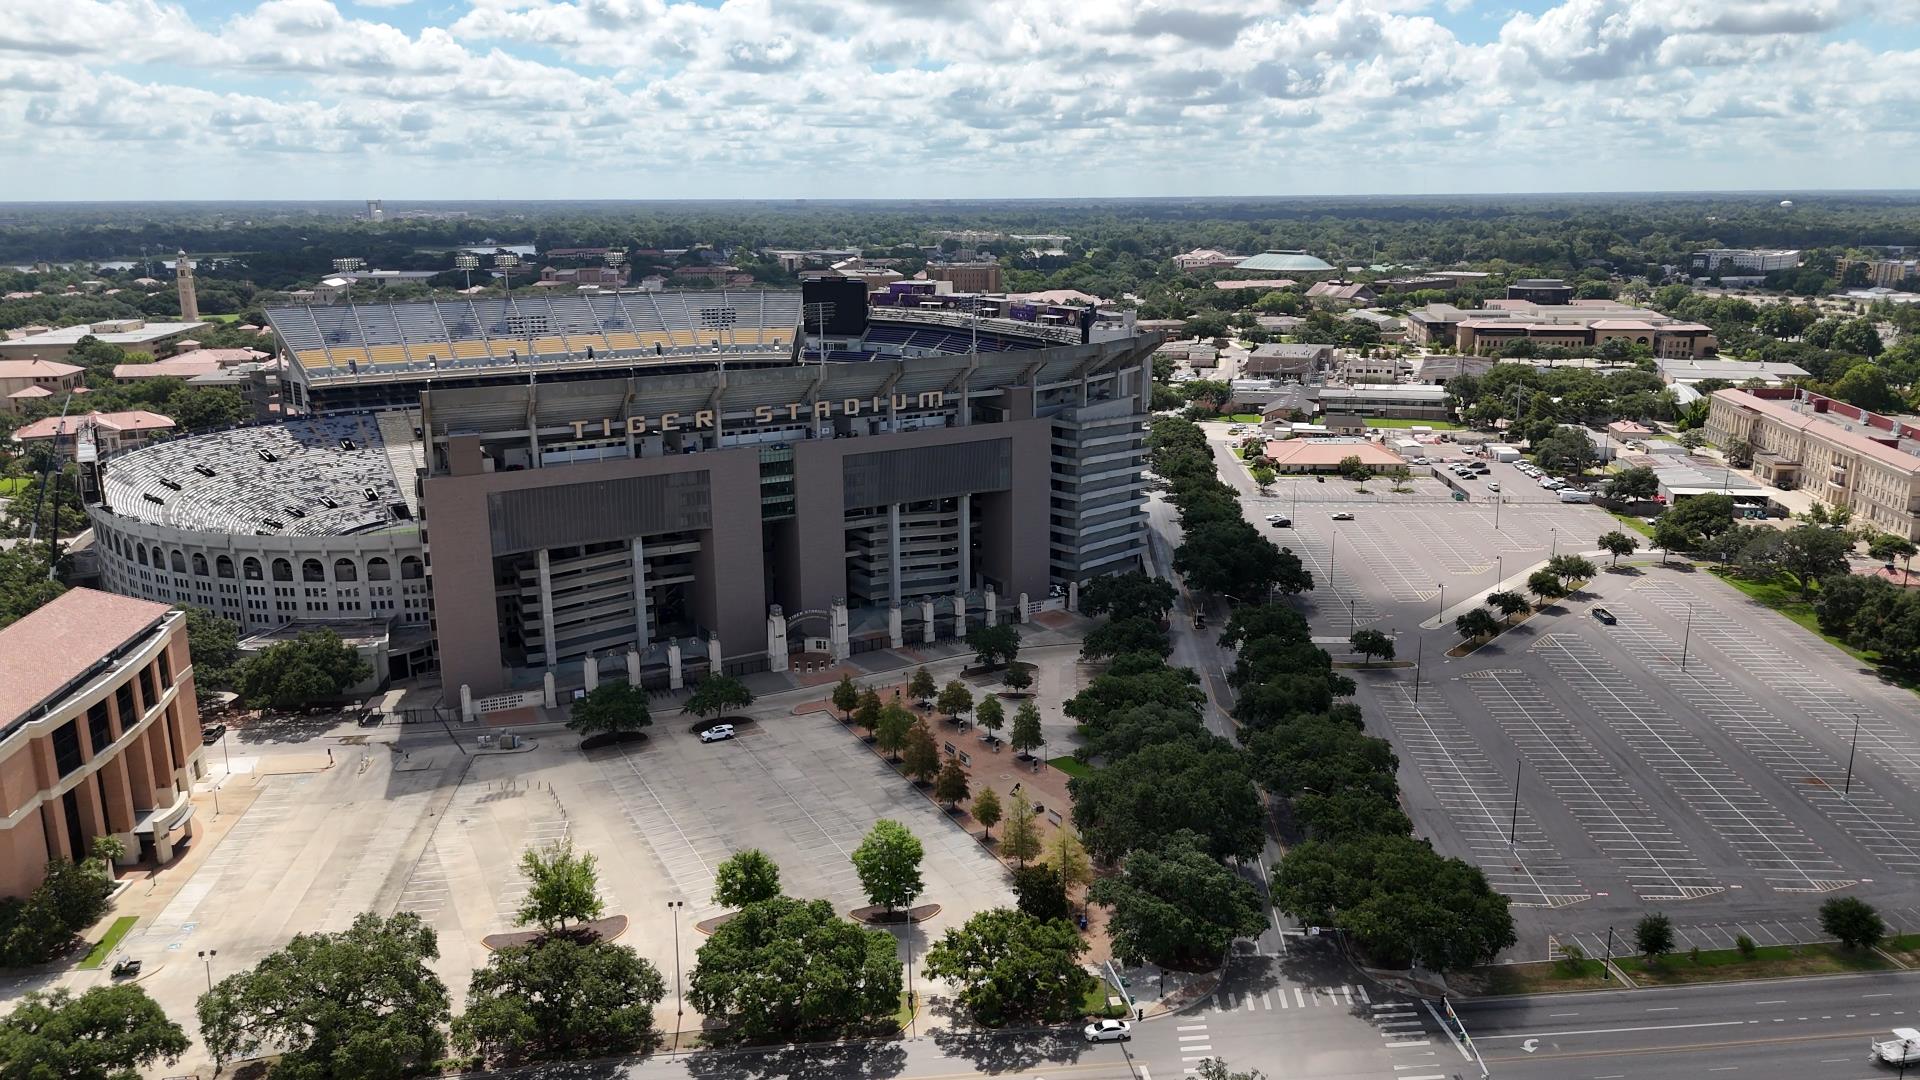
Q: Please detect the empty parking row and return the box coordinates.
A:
[1376,684,1588,908]
[1465,668,1725,901]
[1534,634,1853,894]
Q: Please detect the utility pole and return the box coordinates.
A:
[1844,713,1861,799]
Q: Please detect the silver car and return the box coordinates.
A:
[1084,1019,1132,1043]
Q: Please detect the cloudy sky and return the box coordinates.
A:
[3,0,1917,201]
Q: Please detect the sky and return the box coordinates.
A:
[3,0,1919,201]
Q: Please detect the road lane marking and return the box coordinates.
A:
[1179,1034,1210,1042]
[1479,1020,1748,1040]
[1647,1006,1679,1011]
[1756,1000,1787,1005]
[1385,1041,1430,1048]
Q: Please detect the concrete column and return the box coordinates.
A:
[536,549,559,668]
[983,587,998,627]
[99,755,136,835]
[543,671,557,709]
[887,503,902,607]
[921,598,936,644]
[707,632,723,671]
[829,598,850,661]
[583,653,599,692]
[1018,592,1031,624]
[461,683,476,721]
[767,606,789,673]
[958,495,972,590]
[889,603,904,649]
[630,536,649,647]
[1068,579,1080,612]
[667,641,684,691]
[953,589,967,637]
[626,649,641,684]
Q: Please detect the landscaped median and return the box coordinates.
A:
[1463,941,1903,996]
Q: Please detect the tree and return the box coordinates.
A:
[1046,827,1094,900]
[1250,464,1275,492]
[1830,363,1901,412]
[235,628,372,711]
[1548,553,1597,584]
[875,702,914,761]
[1454,608,1500,642]
[1526,568,1567,604]
[0,986,189,1080]
[1486,589,1532,623]
[1272,835,1515,971]
[1011,700,1045,760]
[165,386,248,431]
[1080,571,1177,622]
[966,623,1022,669]
[1651,516,1691,562]
[854,688,883,734]
[1000,789,1043,866]
[908,667,937,707]
[1069,740,1264,863]
[454,937,665,1063]
[1819,896,1886,950]
[180,606,242,691]
[936,679,974,723]
[0,542,67,629]
[921,908,1098,1027]
[1598,530,1639,567]
[515,839,604,933]
[934,756,970,809]
[684,674,753,720]
[1780,525,1853,595]
[1011,864,1070,922]
[0,857,113,965]
[1002,663,1033,693]
[975,695,1006,741]
[851,819,924,916]
[1635,912,1674,961]
[1667,493,1736,543]
[686,896,901,1044]
[197,912,451,1080]
[1531,426,1596,475]
[972,786,1003,840]
[712,849,781,910]
[1081,615,1173,660]
[1194,1061,1269,1080]
[831,674,860,721]
[1869,533,1920,574]
[1348,628,1394,664]
[902,722,941,785]
[1605,466,1659,501]
[565,681,651,739]
[1091,831,1267,967]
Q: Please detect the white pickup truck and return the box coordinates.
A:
[1871,1027,1920,1066]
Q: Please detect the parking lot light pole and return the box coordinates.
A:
[1844,713,1862,799]
[1550,527,1558,557]
[1509,760,1522,845]
[1413,635,1423,704]
[1436,583,1446,624]
[667,901,684,1057]
[1680,602,1694,673]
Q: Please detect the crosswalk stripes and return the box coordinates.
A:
[1208,984,1369,1014]
[1177,1021,1212,1074]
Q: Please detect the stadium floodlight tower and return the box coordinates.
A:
[604,250,626,268]
[494,252,521,291]
[332,256,365,274]
[454,253,480,290]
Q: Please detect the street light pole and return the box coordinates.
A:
[1413,635,1423,704]
[1436,583,1446,624]
[667,900,684,1057]
[1680,602,1694,673]
[198,948,217,992]
[905,917,917,1037]
[1551,527,1558,557]
[1508,759,1521,845]
[1844,713,1861,799]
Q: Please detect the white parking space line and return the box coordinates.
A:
[1377,684,1588,908]
[1278,526,1384,627]
[1607,603,1920,875]
[1333,524,1440,603]
[1465,668,1725,900]
[1536,634,1853,893]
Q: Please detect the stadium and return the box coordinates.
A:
[85,281,1158,706]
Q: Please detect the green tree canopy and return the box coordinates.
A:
[686,897,901,1044]
[830,674,860,720]
[684,675,754,719]
[236,629,372,711]
[712,849,782,910]
[1819,896,1886,950]
[974,694,1005,737]
[1348,629,1394,663]
[921,908,1097,1027]
[1080,571,1177,623]
[908,667,937,706]
[1069,740,1263,864]
[1010,701,1045,759]
[196,912,450,1079]
[0,986,189,1080]
[453,937,665,1063]
[1273,834,1515,971]
[0,542,67,629]
[965,624,1022,669]
[851,819,924,915]
[1091,830,1267,967]
[1597,530,1639,566]
[179,606,242,691]
[936,679,974,720]
[514,840,604,933]
[1604,466,1659,501]
[1635,912,1674,959]
[1082,615,1174,661]
[565,681,651,739]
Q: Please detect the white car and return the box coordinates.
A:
[698,724,736,743]
[1265,513,1286,522]
[1487,482,1500,492]
[1084,1019,1133,1043]
[1331,511,1355,521]
[1412,456,1430,465]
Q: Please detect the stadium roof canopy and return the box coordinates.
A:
[1234,250,1335,273]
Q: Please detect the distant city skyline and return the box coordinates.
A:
[2,0,1917,201]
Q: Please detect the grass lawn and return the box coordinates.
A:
[894,991,917,1029]
[1710,570,1920,695]
[79,915,138,969]
[1084,983,1129,1018]
[1609,511,1654,538]
[1625,942,1894,986]
[1364,418,1460,430]
[1468,958,1619,996]
[1884,933,1920,968]
[1048,755,1094,780]
[1226,413,1263,423]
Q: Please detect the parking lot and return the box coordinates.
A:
[1207,432,1920,955]
[112,704,1012,1032]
